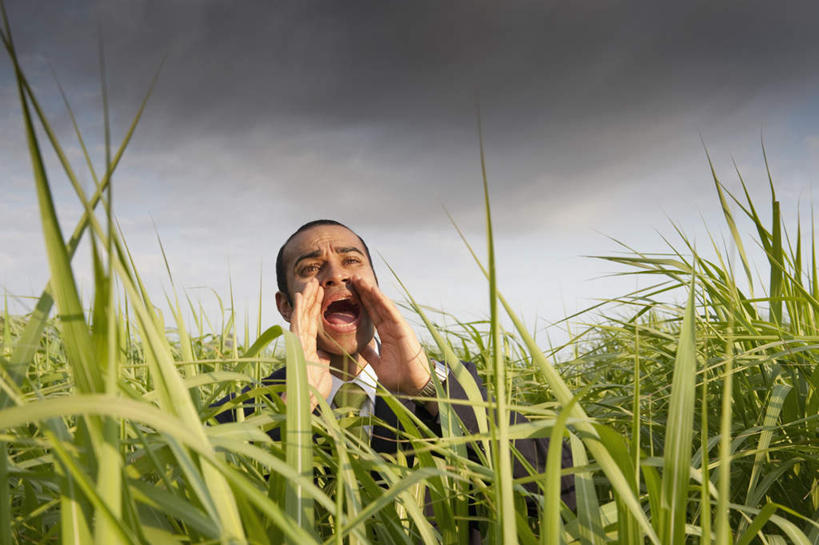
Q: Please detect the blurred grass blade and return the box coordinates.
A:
[242,325,283,359]
[283,331,315,540]
[0,441,9,545]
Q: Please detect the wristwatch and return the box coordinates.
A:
[417,359,448,398]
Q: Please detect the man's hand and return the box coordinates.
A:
[289,278,333,407]
[353,276,431,396]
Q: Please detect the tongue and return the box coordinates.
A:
[325,311,356,325]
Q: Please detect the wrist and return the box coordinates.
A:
[415,360,448,398]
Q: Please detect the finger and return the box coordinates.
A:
[292,280,323,354]
[299,278,319,312]
[293,280,320,326]
[352,276,401,327]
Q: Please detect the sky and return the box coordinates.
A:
[3,0,819,343]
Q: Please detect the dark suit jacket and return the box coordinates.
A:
[212,360,576,511]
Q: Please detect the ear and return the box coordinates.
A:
[275,291,293,322]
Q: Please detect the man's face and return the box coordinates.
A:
[277,224,376,356]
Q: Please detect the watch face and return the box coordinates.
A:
[433,360,449,381]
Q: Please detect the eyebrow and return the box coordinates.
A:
[336,247,364,257]
[293,247,364,269]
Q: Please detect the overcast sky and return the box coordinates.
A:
[3,0,819,341]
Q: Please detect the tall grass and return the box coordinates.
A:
[2,7,819,544]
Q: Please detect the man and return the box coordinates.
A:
[273,219,438,417]
[215,220,575,522]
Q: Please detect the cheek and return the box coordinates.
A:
[289,278,307,294]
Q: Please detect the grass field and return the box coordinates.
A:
[2,6,819,545]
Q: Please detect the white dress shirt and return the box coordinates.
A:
[328,363,378,437]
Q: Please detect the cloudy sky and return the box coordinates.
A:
[3,0,819,340]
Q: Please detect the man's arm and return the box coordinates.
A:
[353,276,433,397]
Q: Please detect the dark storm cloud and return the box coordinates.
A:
[108,1,819,130]
[4,0,819,231]
[7,0,818,129]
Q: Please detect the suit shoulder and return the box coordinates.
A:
[262,366,287,384]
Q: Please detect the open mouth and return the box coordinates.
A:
[322,296,361,330]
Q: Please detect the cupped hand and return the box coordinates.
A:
[289,278,333,404]
[352,276,431,394]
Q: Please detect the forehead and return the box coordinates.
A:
[282,225,364,266]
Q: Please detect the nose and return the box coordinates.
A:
[320,260,349,288]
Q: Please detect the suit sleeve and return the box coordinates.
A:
[417,360,576,511]
[210,367,288,441]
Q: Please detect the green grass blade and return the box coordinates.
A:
[452,220,661,545]
[699,363,711,545]
[8,30,97,397]
[705,148,755,293]
[1,292,9,359]
[242,325,283,359]
[127,480,216,537]
[90,240,125,545]
[745,384,792,504]
[771,200,784,324]
[476,111,517,545]
[811,206,818,303]
[569,433,604,545]
[283,331,315,540]
[715,293,736,545]
[735,502,779,545]
[594,424,640,545]
[386,260,486,458]
[658,275,698,545]
[3,48,161,400]
[0,441,9,545]
[543,400,575,545]
[47,432,139,545]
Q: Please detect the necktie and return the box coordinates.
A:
[334,381,369,443]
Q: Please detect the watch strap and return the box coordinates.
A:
[417,360,448,398]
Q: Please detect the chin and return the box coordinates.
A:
[318,325,374,358]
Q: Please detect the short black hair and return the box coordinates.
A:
[275,220,375,303]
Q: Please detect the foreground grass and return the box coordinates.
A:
[2,6,819,544]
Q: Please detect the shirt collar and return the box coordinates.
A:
[328,363,377,410]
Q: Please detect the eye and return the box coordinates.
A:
[299,263,321,275]
[343,256,361,265]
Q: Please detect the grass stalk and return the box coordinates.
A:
[476,109,518,545]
